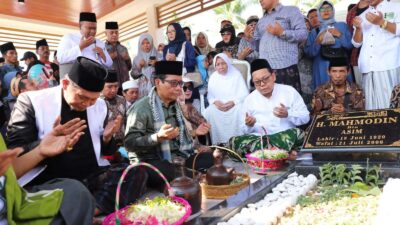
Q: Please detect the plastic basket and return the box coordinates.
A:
[102,162,192,225]
[246,150,288,174]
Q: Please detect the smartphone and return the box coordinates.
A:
[148,56,156,66]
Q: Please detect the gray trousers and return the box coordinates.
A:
[26,178,95,225]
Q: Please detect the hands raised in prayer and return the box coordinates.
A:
[0,149,22,176]
[79,36,95,50]
[39,116,86,157]
[366,11,384,26]
[103,115,123,143]
[353,16,363,29]
[157,124,180,142]
[273,103,289,118]
[238,47,254,60]
[266,22,284,36]
[327,28,342,38]
[194,122,211,136]
[245,112,256,127]
[166,53,177,61]
[214,101,235,112]
[331,103,345,114]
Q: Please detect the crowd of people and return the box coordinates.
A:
[1,0,400,224]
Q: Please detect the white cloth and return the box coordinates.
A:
[363,67,400,110]
[57,32,113,68]
[28,86,110,167]
[242,84,310,135]
[351,1,400,74]
[204,53,249,144]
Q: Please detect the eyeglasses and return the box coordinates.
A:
[319,6,333,12]
[183,86,193,92]
[162,79,183,87]
[166,30,176,35]
[253,75,273,86]
[221,32,231,36]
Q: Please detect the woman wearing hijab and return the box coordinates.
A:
[163,23,197,74]
[215,25,239,59]
[304,0,353,89]
[204,53,249,144]
[195,32,215,56]
[131,33,161,99]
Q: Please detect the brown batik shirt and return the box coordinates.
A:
[312,81,365,115]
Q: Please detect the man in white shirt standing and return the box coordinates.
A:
[57,12,112,78]
[352,0,400,110]
[228,59,309,158]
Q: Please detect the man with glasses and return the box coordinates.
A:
[125,61,213,190]
[7,57,148,218]
[228,59,309,159]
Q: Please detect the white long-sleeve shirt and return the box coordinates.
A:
[351,1,400,74]
[241,84,310,135]
[57,32,113,68]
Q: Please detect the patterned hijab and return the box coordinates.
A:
[317,0,336,33]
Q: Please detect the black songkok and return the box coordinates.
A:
[36,39,48,49]
[155,61,183,76]
[329,57,349,68]
[250,58,273,74]
[0,42,16,55]
[104,70,118,83]
[105,22,119,29]
[68,56,107,92]
[79,12,97,22]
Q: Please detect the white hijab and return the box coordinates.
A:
[208,53,249,103]
[195,32,214,55]
[133,33,158,67]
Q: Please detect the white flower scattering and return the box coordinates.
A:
[218,172,317,225]
[374,178,400,225]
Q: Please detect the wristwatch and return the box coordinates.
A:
[380,20,388,29]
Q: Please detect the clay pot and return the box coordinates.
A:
[206,149,235,185]
[170,157,202,215]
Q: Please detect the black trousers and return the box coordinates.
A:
[82,163,148,214]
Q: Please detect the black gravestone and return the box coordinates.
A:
[296,109,400,177]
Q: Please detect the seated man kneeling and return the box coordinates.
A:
[312,58,365,114]
[228,59,310,158]
[125,61,213,190]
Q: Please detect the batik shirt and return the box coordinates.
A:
[312,81,365,115]
[102,95,127,145]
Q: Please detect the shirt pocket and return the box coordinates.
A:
[275,17,291,30]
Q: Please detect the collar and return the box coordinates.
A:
[265,3,282,15]
[370,0,385,10]
[105,41,121,46]
[327,81,353,94]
